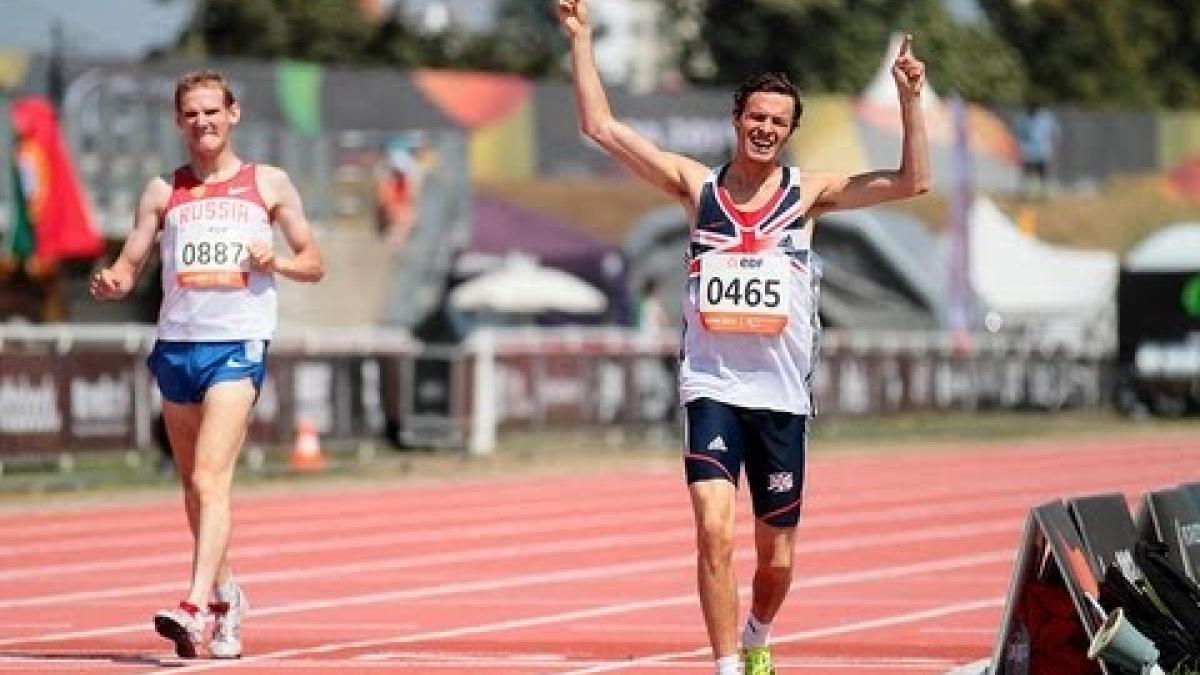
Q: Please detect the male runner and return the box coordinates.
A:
[92,69,324,658]
[556,2,929,673]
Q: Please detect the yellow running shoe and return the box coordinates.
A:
[742,645,775,675]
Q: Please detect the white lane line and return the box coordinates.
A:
[0,490,681,559]
[144,550,1011,673]
[0,473,1046,588]
[0,514,1018,611]
[0,506,683,583]
[2,449,1178,578]
[3,439,1173,558]
[554,597,1005,674]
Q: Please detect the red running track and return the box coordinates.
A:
[0,430,1197,674]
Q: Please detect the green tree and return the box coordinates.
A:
[675,0,1024,103]
[165,0,564,78]
[171,0,375,63]
[1141,0,1200,108]
[979,0,1160,107]
[360,16,432,69]
[483,0,566,76]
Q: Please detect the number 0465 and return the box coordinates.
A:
[705,277,781,308]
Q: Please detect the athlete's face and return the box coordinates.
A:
[176,85,239,157]
[734,92,795,164]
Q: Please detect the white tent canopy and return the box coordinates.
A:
[968,197,1118,346]
[1125,222,1200,271]
[449,255,608,315]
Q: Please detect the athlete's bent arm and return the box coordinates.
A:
[253,165,324,283]
[557,0,706,210]
[809,34,930,216]
[90,177,169,301]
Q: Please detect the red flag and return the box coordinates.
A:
[11,96,102,262]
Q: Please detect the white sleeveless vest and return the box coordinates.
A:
[157,163,276,341]
[678,165,823,415]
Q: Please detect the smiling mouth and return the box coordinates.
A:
[749,135,775,152]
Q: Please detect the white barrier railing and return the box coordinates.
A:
[0,325,1113,458]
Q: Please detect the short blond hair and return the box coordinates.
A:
[174,69,236,113]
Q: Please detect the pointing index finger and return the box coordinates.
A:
[898,33,912,57]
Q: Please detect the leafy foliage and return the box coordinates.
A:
[979,0,1196,108]
[174,0,374,63]
[167,0,564,76]
[163,0,1196,107]
[671,0,1025,103]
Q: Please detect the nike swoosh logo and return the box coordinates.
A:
[228,187,250,196]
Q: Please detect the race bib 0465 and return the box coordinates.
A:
[698,253,791,335]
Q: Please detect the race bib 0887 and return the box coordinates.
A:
[698,253,791,335]
[174,224,250,289]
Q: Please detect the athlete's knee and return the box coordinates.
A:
[181,467,232,505]
[755,555,794,581]
[694,520,735,568]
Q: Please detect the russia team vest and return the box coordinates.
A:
[679,165,823,415]
[157,163,276,341]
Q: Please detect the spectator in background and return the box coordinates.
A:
[636,276,671,335]
[1015,102,1060,199]
[636,276,678,425]
[375,139,424,249]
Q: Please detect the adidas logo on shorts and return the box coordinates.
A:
[707,435,727,452]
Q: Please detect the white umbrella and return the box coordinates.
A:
[449,256,608,315]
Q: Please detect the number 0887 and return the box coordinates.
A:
[180,241,245,266]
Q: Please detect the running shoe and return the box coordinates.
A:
[153,602,206,658]
[742,645,775,675]
[208,587,249,659]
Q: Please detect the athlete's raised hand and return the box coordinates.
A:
[891,34,925,100]
[556,0,591,38]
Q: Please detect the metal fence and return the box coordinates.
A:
[0,325,1113,459]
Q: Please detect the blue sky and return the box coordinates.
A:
[0,0,192,57]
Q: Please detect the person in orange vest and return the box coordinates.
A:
[375,140,424,248]
[91,69,324,659]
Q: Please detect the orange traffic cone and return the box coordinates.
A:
[289,418,326,471]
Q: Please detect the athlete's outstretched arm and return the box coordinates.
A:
[90,177,169,301]
[557,0,706,208]
[810,34,930,216]
[254,165,324,283]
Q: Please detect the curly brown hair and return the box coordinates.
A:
[732,72,802,131]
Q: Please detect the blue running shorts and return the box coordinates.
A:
[148,340,269,404]
[683,397,807,528]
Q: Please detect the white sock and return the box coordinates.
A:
[741,614,771,649]
[213,579,240,604]
[715,654,741,675]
